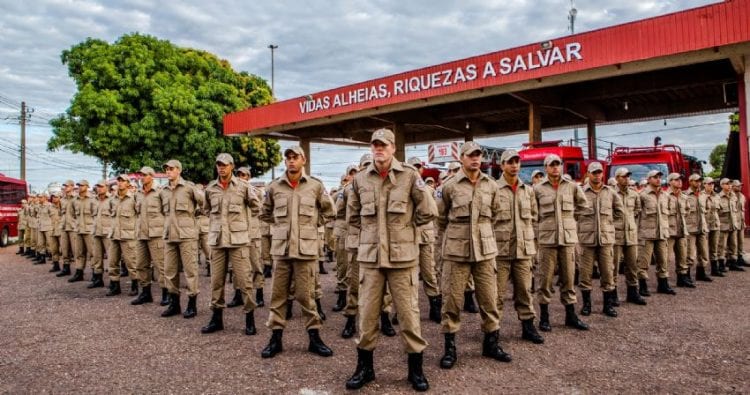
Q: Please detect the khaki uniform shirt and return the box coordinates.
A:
[334,183,350,239]
[614,186,641,246]
[61,194,77,232]
[136,186,165,240]
[717,191,738,232]
[160,177,203,242]
[417,185,436,245]
[17,206,26,230]
[204,176,260,248]
[684,189,708,235]
[577,184,623,247]
[73,195,96,235]
[494,176,537,259]
[260,172,334,260]
[348,160,436,268]
[638,186,670,241]
[37,202,54,232]
[27,203,38,229]
[736,192,746,230]
[93,195,113,237]
[705,192,720,231]
[110,192,137,241]
[50,204,62,237]
[666,189,688,239]
[534,176,589,246]
[436,169,499,263]
[341,184,361,252]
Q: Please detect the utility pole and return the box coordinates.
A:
[268,44,278,99]
[20,101,26,181]
[102,161,108,181]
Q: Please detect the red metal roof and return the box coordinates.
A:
[224,0,750,136]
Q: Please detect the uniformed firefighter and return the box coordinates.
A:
[636,170,676,296]
[88,180,112,289]
[612,167,647,305]
[684,174,712,282]
[160,159,205,318]
[16,200,27,256]
[106,175,139,297]
[35,194,54,266]
[534,154,590,332]
[494,149,544,344]
[576,161,622,318]
[703,177,724,277]
[133,166,167,305]
[665,173,695,288]
[732,180,747,267]
[68,180,96,283]
[345,129,432,392]
[717,178,742,271]
[200,154,261,336]
[259,146,335,359]
[47,194,63,272]
[332,165,357,313]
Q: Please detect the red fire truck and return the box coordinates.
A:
[0,173,29,247]
[518,140,601,183]
[606,144,703,189]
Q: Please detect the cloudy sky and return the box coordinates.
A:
[0,0,732,190]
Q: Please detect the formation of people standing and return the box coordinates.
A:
[15,127,749,392]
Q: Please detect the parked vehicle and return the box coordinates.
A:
[606,143,703,189]
[0,173,29,247]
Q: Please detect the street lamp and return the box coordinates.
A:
[268,44,278,99]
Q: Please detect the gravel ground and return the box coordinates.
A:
[1,242,749,394]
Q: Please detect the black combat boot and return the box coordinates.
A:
[68,269,84,283]
[263,265,272,278]
[603,291,618,317]
[611,287,620,307]
[564,304,589,330]
[161,294,181,317]
[16,246,24,255]
[718,259,728,272]
[120,261,129,277]
[131,284,153,305]
[183,295,197,318]
[656,277,676,295]
[56,263,71,277]
[307,329,333,357]
[255,288,264,308]
[407,352,429,391]
[127,280,139,296]
[626,285,647,305]
[580,290,592,316]
[463,290,479,313]
[24,248,34,257]
[482,330,512,362]
[105,281,121,297]
[261,329,283,358]
[695,266,712,282]
[285,299,293,319]
[428,295,442,323]
[316,298,326,321]
[346,348,375,390]
[710,260,725,277]
[538,304,551,332]
[676,273,695,288]
[87,273,104,289]
[201,309,224,334]
[440,333,457,369]
[728,258,745,271]
[341,315,357,338]
[318,261,328,274]
[592,265,600,279]
[638,278,651,297]
[49,261,60,273]
[245,311,257,336]
[332,290,346,312]
[521,319,544,344]
[227,289,243,308]
[380,312,396,337]
[33,252,46,264]
[160,288,170,306]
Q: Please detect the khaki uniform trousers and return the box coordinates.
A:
[614,245,639,287]
[198,232,210,265]
[637,239,669,279]
[719,231,738,260]
[136,238,164,288]
[344,251,393,317]
[108,239,137,281]
[418,243,440,298]
[261,235,271,267]
[579,245,616,292]
[668,237,688,275]
[250,239,264,289]
[19,229,27,248]
[496,258,536,321]
[36,229,47,254]
[45,233,60,262]
[60,230,76,265]
[91,235,109,274]
[210,246,255,313]
[29,227,37,251]
[537,246,577,306]
[441,259,500,334]
[707,230,720,261]
[74,233,94,270]
[164,241,199,296]
[267,259,321,330]
[334,236,348,292]
[736,229,745,258]
[686,233,709,269]
[358,266,427,354]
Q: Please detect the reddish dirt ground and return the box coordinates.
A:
[1,242,749,394]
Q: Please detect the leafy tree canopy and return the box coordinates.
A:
[49,33,280,182]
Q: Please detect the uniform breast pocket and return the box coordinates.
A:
[274,197,288,218]
[539,195,555,215]
[562,195,575,212]
[175,201,190,212]
[210,197,221,214]
[299,196,316,217]
[360,191,376,216]
[387,191,408,214]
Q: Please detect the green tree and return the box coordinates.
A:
[708,143,726,179]
[48,33,279,183]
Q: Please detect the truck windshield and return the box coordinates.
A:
[610,163,669,186]
[519,162,545,184]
